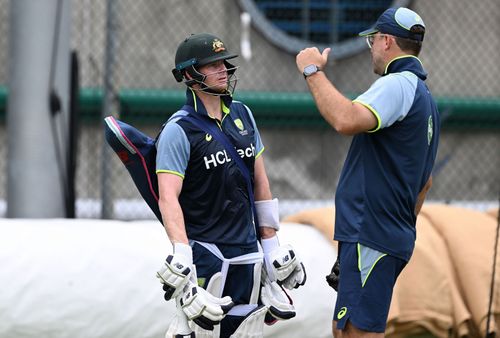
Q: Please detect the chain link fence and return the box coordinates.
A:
[1,0,499,218]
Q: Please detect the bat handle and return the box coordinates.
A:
[173,296,195,338]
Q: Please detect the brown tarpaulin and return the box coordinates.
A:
[283,205,500,338]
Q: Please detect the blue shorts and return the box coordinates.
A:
[333,242,407,333]
[192,241,259,338]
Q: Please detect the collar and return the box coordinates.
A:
[185,88,232,118]
[383,55,427,80]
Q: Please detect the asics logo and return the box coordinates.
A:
[337,307,347,319]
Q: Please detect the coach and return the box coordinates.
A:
[296,7,440,338]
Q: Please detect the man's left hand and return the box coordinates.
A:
[262,239,307,289]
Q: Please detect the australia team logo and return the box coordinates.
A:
[234,118,244,130]
[212,39,225,53]
[234,118,248,136]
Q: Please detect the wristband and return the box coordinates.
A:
[261,235,280,254]
[255,198,280,231]
[173,242,193,266]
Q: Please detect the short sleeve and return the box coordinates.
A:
[353,72,418,131]
[155,122,190,178]
[243,104,265,157]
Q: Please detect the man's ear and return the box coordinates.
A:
[385,35,395,51]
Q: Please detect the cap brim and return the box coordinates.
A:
[358,27,379,36]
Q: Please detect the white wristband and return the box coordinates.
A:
[261,235,280,254]
[255,198,280,231]
[173,242,193,266]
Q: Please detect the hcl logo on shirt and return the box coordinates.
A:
[203,143,256,169]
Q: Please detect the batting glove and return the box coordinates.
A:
[157,243,193,301]
[260,267,296,325]
[180,282,234,330]
[262,236,307,289]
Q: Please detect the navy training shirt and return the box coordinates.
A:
[334,56,440,261]
[156,89,264,246]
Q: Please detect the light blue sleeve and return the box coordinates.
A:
[353,71,418,131]
[155,122,190,179]
[243,104,265,157]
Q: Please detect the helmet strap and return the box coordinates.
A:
[184,64,238,96]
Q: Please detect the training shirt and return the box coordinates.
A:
[156,89,264,246]
[334,56,440,261]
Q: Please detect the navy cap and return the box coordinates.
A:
[359,7,425,41]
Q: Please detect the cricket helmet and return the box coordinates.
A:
[172,33,238,95]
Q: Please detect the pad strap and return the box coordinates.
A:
[193,241,263,318]
[193,241,263,298]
